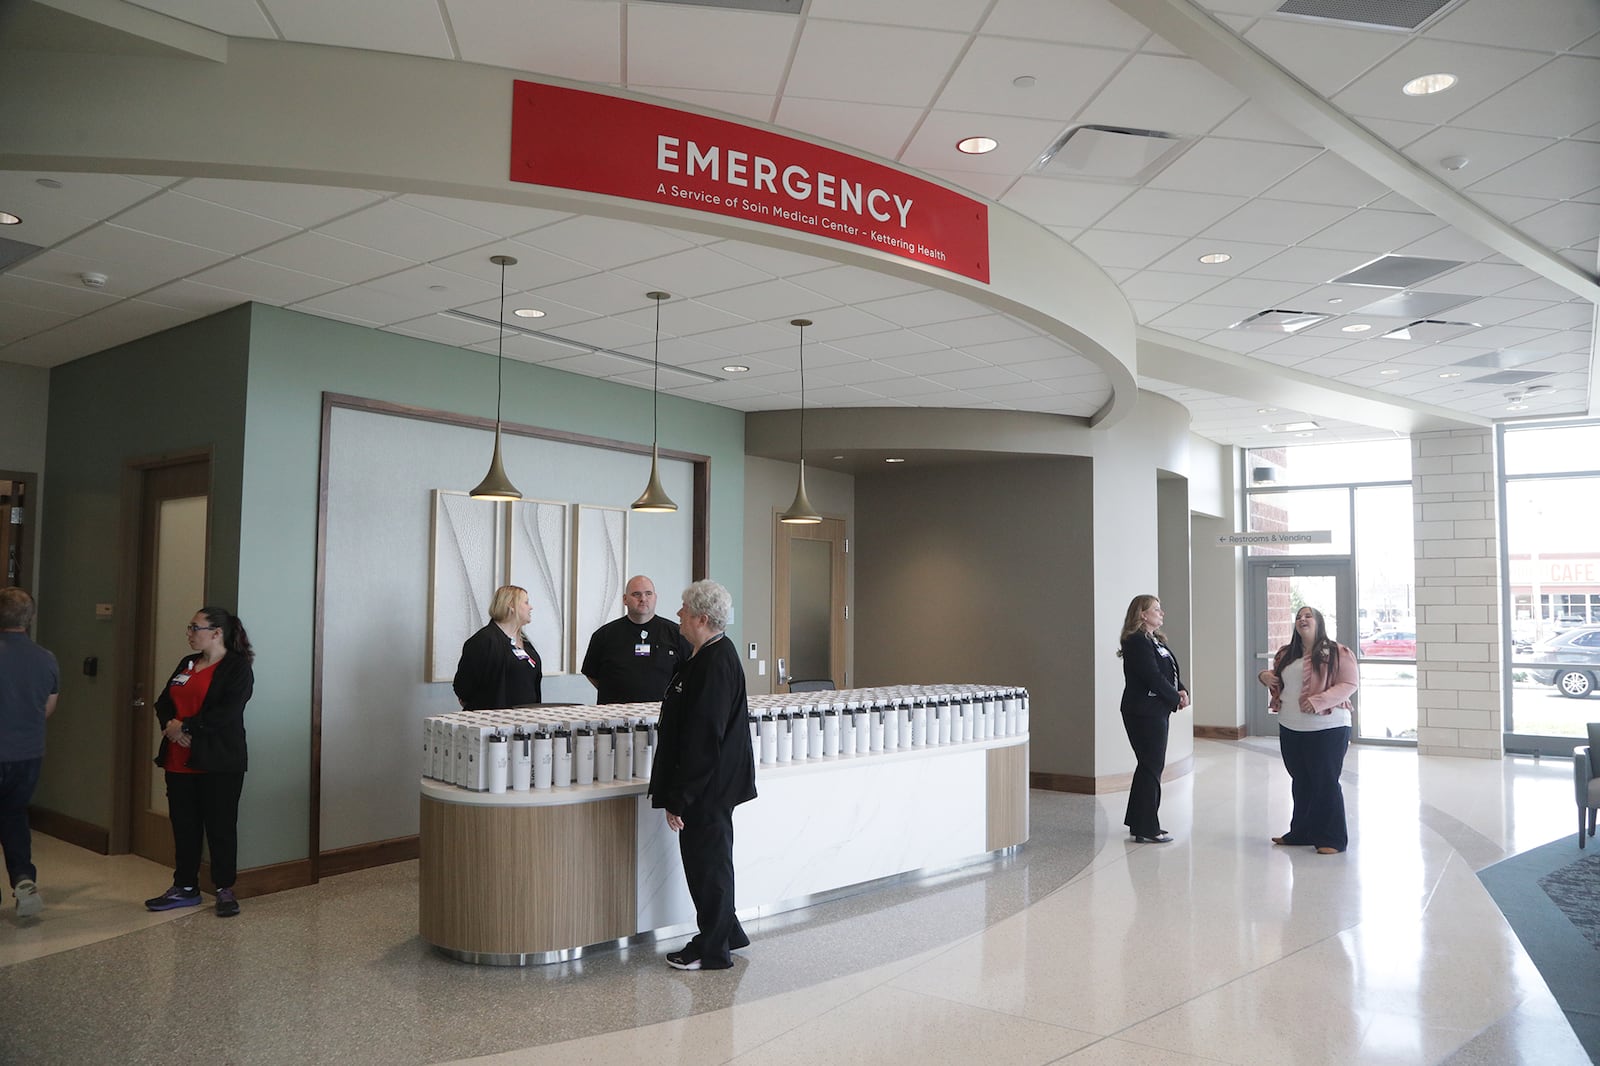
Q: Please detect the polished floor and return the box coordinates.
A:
[1,739,1590,1065]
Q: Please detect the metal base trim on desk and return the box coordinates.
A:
[430,842,1023,967]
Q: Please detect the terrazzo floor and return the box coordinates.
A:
[0,739,1589,1065]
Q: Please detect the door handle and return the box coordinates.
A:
[776,657,788,684]
[131,698,145,708]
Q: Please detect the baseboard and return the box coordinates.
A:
[319,835,419,878]
[233,858,313,899]
[1195,725,1247,740]
[29,806,109,854]
[1031,754,1196,795]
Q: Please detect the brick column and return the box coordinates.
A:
[1411,428,1503,759]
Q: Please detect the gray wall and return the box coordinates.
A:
[854,455,1096,777]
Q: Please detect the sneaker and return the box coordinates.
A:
[14,879,42,918]
[145,885,202,911]
[665,949,702,970]
[215,887,240,918]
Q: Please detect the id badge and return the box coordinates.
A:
[171,673,191,687]
[634,643,651,657]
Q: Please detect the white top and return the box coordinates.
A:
[1276,657,1351,732]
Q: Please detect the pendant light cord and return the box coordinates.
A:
[796,321,806,463]
[652,296,661,446]
[495,258,507,427]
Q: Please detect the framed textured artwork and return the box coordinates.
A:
[427,490,502,683]
[572,504,628,666]
[506,498,569,675]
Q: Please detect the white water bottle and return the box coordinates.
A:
[575,726,595,786]
[486,731,509,794]
[533,729,553,789]
[596,726,614,784]
[511,728,532,791]
[552,726,572,788]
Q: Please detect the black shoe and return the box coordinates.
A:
[215,888,240,917]
[145,885,202,911]
[1132,833,1173,843]
[666,949,701,970]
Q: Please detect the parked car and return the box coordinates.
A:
[1529,626,1600,698]
[1360,630,1416,658]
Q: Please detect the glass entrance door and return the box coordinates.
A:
[1246,560,1353,737]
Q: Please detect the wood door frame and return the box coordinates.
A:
[772,514,847,690]
[110,448,213,856]
[0,468,40,594]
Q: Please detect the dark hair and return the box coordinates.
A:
[0,587,36,629]
[1273,606,1339,678]
[200,606,255,664]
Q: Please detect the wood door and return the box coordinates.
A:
[773,516,847,690]
[128,458,211,864]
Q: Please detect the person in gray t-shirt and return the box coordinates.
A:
[0,587,60,918]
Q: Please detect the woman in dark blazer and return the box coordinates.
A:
[648,579,757,972]
[452,585,542,711]
[1118,594,1188,843]
[145,606,254,917]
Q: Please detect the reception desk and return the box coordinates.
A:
[419,686,1029,965]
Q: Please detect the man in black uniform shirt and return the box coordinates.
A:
[581,575,691,704]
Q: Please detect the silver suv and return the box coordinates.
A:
[1529,626,1600,698]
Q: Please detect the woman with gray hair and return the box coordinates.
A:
[648,579,757,970]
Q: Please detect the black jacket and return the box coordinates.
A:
[648,634,757,815]
[453,623,543,710]
[153,651,253,773]
[1120,631,1185,718]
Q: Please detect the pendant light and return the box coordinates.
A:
[469,254,523,501]
[631,290,678,513]
[779,317,822,524]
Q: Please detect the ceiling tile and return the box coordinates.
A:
[1299,208,1442,252]
[0,273,119,315]
[437,244,593,291]
[317,200,497,261]
[961,335,1088,367]
[1071,230,1188,270]
[1243,16,1405,97]
[249,231,416,284]
[922,169,1019,200]
[1203,198,1353,245]
[935,38,1127,121]
[1079,54,1248,136]
[47,225,229,287]
[186,258,344,303]
[399,194,571,238]
[1000,176,1135,228]
[790,264,926,304]
[911,314,1040,349]
[268,0,453,57]
[1263,151,1390,207]
[774,97,924,160]
[1149,138,1322,198]
[289,285,419,325]
[980,0,1152,49]
[1403,127,1555,190]
[1241,246,1377,284]
[1355,116,1437,150]
[126,0,276,36]
[1210,102,1321,147]
[446,0,621,83]
[1468,139,1600,200]
[517,214,696,270]
[808,0,988,31]
[1429,0,1600,53]
[1119,270,1226,303]
[877,348,988,374]
[636,87,775,124]
[901,111,1072,175]
[1426,261,1540,296]
[1396,227,1495,262]
[708,240,835,278]
[112,191,300,254]
[1331,39,1548,126]
[1453,56,1600,139]
[857,289,986,328]
[612,245,773,297]
[786,20,967,107]
[697,277,840,322]
[1095,188,1248,235]
[175,179,386,228]
[827,329,948,359]
[628,6,794,93]
[530,270,670,316]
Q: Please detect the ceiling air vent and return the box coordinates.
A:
[1331,255,1461,289]
[1036,125,1190,184]
[1455,349,1549,369]
[0,236,45,273]
[1274,0,1459,31]
[1471,370,1554,387]
[1231,309,1332,333]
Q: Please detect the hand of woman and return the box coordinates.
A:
[1298,694,1317,714]
[1177,690,1191,710]
[665,811,684,832]
[1258,669,1280,690]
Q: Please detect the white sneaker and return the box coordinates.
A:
[15,879,42,918]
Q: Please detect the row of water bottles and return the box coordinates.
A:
[424,703,663,794]
[745,684,1027,766]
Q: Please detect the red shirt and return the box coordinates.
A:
[163,658,217,773]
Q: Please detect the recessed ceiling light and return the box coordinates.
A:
[1198,252,1231,265]
[884,457,906,463]
[1327,298,1343,305]
[1257,407,1276,414]
[1379,368,1401,376]
[1295,431,1314,438]
[1506,403,1528,411]
[35,178,62,189]
[1403,73,1457,96]
[1341,323,1372,333]
[428,284,447,292]
[1438,371,1461,379]
[0,211,19,225]
[1439,155,1469,171]
[956,136,998,155]
[512,307,545,319]
[722,365,749,373]
[1012,75,1036,89]
[832,455,845,460]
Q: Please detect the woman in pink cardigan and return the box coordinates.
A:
[1258,606,1359,854]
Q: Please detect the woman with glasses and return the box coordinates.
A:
[145,607,255,917]
[452,585,543,711]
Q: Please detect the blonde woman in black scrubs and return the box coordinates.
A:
[453,585,543,711]
[1117,594,1188,843]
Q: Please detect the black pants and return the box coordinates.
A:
[165,771,245,889]
[1121,710,1170,838]
[0,758,42,888]
[1278,726,1350,851]
[677,804,747,966]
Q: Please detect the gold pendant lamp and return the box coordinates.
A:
[631,291,678,513]
[469,254,523,501]
[779,317,822,525]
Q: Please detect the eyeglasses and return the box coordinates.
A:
[186,624,219,633]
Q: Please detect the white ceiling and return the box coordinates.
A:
[1,0,1596,449]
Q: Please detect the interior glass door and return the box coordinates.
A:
[1246,560,1353,737]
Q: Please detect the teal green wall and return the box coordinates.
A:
[237,305,745,867]
[36,307,252,827]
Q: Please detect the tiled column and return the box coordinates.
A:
[1411,428,1503,759]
